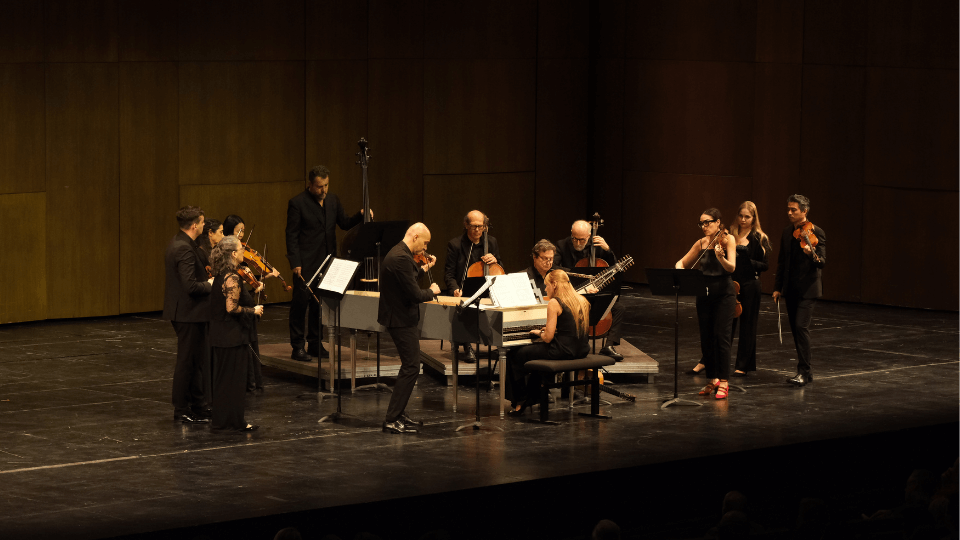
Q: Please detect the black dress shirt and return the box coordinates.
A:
[163,231,212,323]
[378,242,435,328]
[443,232,502,294]
[774,223,826,299]
[285,191,362,278]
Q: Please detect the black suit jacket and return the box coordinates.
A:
[774,223,826,299]
[162,231,212,322]
[285,191,362,277]
[378,242,434,328]
[555,236,616,269]
[443,232,502,295]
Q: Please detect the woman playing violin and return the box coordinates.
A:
[208,235,263,431]
[198,218,223,263]
[675,208,737,400]
[506,270,590,416]
[728,201,772,377]
[220,214,278,393]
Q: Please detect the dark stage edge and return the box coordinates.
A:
[0,286,956,540]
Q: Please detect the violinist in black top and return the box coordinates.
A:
[285,165,369,362]
[728,201,772,377]
[676,208,737,400]
[379,223,440,434]
[208,235,263,431]
[443,210,502,362]
[555,220,624,361]
[772,194,826,387]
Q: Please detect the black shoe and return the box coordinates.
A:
[291,348,311,362]
[399,413,423,427]
[307,343,330,359]
[462,345,476,364]
[787,373,810,386]
[176,413,209,424]
[191,406,212,419]
[382,420,418,434]
[241,424,259,432]
[600,345,623,361]
[685,364,706,375]
[507,404,528,417]
[732,371,747,378]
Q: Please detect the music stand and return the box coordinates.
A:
[295,256,336,402]
[646,268,705,409]
[456,278,502,432]
[346,221,407,393]
[317,259,367,426]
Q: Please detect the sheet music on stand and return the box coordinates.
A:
[319,258,360,295]
[486,272,538,308]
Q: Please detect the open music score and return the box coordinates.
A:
[486,272,539,308]
[319,258,360,295]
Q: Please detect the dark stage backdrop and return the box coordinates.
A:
[0,0,956,324]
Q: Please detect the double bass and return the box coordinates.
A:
[340,138,377,289]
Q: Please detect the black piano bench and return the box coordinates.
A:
[523,354,616,424]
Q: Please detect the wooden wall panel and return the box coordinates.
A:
[119,62,179,314]
[424,59,536,175]
[369,59,424,224]
[752,63,802,292]
[622,172,752,284]
[0,0,44,62]
[756,0,804,63]
[424,0,537,59]
[45,0,119,62]
[802,0,867,66]
[864,67,959,191]
[861,186,958,310]
[180,182,304,304]
[593,59,625,256]
[799,65,865,303]
[369,0,424,59]
[0,193,46,323]
[538,0,589,59]
[119,0,178,61]
[623,60,755,177]
[179,61,305,186]
[423,173,536,285]
[305,60,368,226]
[178,0,304,61]
[46,63,119,319]
[0,64,45,194]
[305,0,367,60]
[597,0,625,59]
[624,0,757,62]
[867,0,959,69]
[536,59,589,241]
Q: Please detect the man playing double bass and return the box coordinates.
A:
[285,165,371,362]
[443,210,502,362]
[555,220,625,361]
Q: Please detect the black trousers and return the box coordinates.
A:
[696,288,736,381]
[505,343,577,405]
[171,321,209,416]
[607,301,624,346]
[289,279,321,350]
[211,345,249,430]
[731,278,762,372]
[385,326,421,423]
[247,340,263,391]
[786,293,817,377]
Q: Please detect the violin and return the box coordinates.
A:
[242,245,292,291]
[690,229,742,318]
[207,265,266,300]
[793,221,820,262]
[414,251,438,299]
[576,213,609,269]
[465,224,506,278]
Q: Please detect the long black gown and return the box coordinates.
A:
[730,232,768,372]
[209,271,257,430]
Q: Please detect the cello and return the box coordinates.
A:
[575,213,615,336]
[465,221,505,278]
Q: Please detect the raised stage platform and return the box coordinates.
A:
[0,288,956,540]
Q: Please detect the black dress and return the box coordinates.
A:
[730,232,769,372]
[696,249,736,380]
[507,300,590,405]
[209,271,257,430]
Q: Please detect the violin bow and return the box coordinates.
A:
[255,243,266,308]
[776,297,783,344]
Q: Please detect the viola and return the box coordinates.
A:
[792,221,820,262]
[242,245,292,291]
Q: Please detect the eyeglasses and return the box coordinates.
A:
[698,219,718,228]
[537,256,554,263]
[466,224,485,231]
[571,236,590,243]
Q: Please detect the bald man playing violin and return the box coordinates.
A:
[772,194,826,387]
[443,210,502,362]
[555,220,625,361]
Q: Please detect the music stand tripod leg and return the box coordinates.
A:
[354,331,391,392]
[661,286,701,409]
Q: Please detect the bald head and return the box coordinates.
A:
[404,222,432,254]
[571,220,591,235]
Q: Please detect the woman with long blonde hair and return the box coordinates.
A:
[506,269,591,416]
[727,201,772,376]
